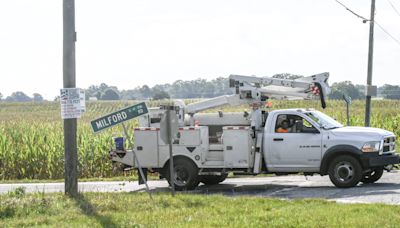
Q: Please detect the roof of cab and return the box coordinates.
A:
[269,108,316,114]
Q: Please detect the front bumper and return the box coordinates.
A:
[361,153,400,168]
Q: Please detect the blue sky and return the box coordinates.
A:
[0,0,399,99]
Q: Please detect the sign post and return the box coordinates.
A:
[166,108,175,196]
[90,102,152,199]
[160,105,179,197]
[343,94,352,126]
[121,122,152,200]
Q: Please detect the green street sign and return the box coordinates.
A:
[91,102,148,133]
[343,94,352,105]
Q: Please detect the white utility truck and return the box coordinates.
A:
[109,72,398,190]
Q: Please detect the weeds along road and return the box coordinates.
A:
[2,171,400,205]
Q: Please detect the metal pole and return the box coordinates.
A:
[122,123,153,200]
[365,0,376,127]
[346,102,350,126]
[166,108,175,196]
[63,0,78,197]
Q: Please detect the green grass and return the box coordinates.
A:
[1,191,400,227]
[0,176,140,184]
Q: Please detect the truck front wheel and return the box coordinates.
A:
[328,155,362,188]
[165,157,199,191]
[361,168,384,184]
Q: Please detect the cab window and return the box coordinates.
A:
[275,114,319,133]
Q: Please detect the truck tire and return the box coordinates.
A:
[361,168,384,184]
[165,157,199,191]
[200,174,228,185]
[328,155,362,188]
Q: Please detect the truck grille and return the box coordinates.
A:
[383,136,396,153]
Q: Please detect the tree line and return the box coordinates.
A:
[84,77,233,101]
[1,74,400,102]
[0,92,44,102]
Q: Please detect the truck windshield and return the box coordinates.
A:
[305,111,343,129]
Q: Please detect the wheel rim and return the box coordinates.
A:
[173,166,189,187]
[364,169,382,180]
[334,161,354,182]
[366,170,377,179]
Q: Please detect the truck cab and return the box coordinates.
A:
[264,109,398,187]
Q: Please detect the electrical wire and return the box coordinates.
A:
[334,0,369,21]
[374,21,400,46]
[387,0,400,17]
[333,0,400,47]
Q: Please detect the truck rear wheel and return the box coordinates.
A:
[165,157,199,191]
[361,168,384,184]
[200,174,228,185]
[328,155,362,188]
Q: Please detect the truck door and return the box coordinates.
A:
[266,113,322,172]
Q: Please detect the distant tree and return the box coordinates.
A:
[85,85,101,100]
[33,93,44,102]
[5,91,32,102]
[212,77,233,97]
[272,73,304,80]
[0,92,2,100]
[355,84,365,96]
[381,84,400,99]
[86,83,120,100]
[100,88,120,100]
[329,81,362,100]
[139,85,152,99]
[119,89,136,100]
[99,83,109,92]
[203,82,215,98]
[84,77,234,100]
[152,90,170,100]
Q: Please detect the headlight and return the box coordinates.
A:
[361,141,381,153]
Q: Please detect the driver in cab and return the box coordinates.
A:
[276,120,290,133]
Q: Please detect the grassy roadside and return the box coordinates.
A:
[0,177,134,184]
[1,190,400,227]
[0,176,150,184]
[0,173,162,184]
[0,174,270,184]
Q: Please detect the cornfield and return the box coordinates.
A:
[0,99,399,180]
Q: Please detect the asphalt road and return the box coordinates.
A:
[2,171,400,205]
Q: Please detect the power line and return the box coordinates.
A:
[333,0,400,47]
[334,0,369,21]
[387,0,400,17]
[374,21,400,46]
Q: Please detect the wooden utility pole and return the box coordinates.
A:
[365,0,376,127]
[63,0,78,196]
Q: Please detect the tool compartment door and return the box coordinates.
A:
[223,127,253,168]
[134,129,159,167]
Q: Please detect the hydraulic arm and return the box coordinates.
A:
[185,72,330,114]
